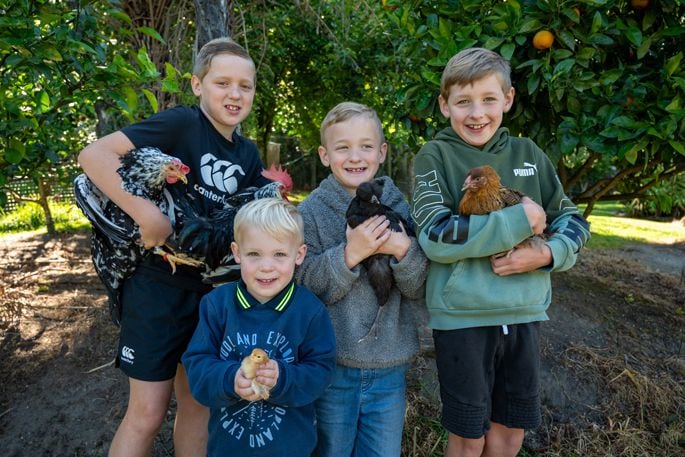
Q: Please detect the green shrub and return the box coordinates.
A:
[628,175,685,219]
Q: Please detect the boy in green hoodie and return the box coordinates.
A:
[411,47,590,457]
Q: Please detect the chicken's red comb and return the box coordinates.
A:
[261,164,293,192]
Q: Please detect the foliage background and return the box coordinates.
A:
[1,0,684,232]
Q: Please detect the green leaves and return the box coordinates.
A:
[1,0,167,205]
[379,0,684,209]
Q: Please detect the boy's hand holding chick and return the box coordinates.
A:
[235,348,279,401]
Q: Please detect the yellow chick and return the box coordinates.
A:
[240,348,271,400]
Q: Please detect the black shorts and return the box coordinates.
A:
[115,266,211,381]
[433,322,541,439]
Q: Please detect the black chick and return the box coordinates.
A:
[346,178,412,342]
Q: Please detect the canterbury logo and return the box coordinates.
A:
[513,162,537,177]
[121,346,135,364]
[199,153,245,194]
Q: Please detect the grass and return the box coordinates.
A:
[0,200,90,235]
[2,199,683,249]
[581,203,685,249]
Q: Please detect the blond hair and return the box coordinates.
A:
[319,101,385,146]
[193,37,255,82]
[440,47,512,100]
[233,198,304,245]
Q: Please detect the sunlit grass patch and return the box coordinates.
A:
[0,201,89,234]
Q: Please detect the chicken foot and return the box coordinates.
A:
[153,245,205,274]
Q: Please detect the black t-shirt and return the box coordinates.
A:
[121,105,269,286]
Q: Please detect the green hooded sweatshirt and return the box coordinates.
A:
[411,127,590,330]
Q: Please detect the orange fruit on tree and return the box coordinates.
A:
[533,30,554,50]
[631,0,649,9]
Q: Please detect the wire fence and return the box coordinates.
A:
[2,178,76,212]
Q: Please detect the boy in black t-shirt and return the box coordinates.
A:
[78,38,269,457]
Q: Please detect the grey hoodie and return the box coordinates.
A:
[296,174,428,368]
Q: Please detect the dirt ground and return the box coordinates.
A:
[0,230,683,456]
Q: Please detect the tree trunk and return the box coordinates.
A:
[38,179,56,237]
[194,0,231,51]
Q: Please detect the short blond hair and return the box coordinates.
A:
[440,47,512,100]
[193,37,255,82]
[233,198,304,245]
[320,101,385,146]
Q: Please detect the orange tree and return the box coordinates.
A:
[0,0,174,234]
[383,0,685,216]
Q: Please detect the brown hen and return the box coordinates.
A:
[458,165,546,256]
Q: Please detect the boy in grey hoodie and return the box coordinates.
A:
[296,101,428,456]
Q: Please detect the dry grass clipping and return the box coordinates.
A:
[551,343,685,456]
[402,387,445,457]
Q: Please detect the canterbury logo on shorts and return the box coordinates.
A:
[120,345,135,364]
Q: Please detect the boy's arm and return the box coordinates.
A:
[78,131,172,248]
[262,307,336,407]
[296,202,361,304]
[411,152,536,263]
[388,234,429,300]
[181,296,242,407]
[492,153,591,275]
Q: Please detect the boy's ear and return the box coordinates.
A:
[318,145,330,167]
[503,87,515,113]
[438,94,450,118]
[230,241,241,264]
[295,244,307,266]
[379,142,388,164]
[191,74,202,97]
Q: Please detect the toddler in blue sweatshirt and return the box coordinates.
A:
[183,198,336,456]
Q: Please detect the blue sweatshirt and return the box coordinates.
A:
[182,280,336,457]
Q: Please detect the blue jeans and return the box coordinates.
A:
[314,363,409,457]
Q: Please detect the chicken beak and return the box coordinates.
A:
[461,176,472,191]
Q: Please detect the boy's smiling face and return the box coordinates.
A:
[318,115,387,195]
[231,226,306,304]
[191,53,256,139]
[439,73,515,148]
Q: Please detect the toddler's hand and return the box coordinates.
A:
[255,359,279,390]
[344,215,391,268]
[521,197,546,236]
[234,369,263,402]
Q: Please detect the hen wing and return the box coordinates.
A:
[74,174,138,244]
[500,186,525,207]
